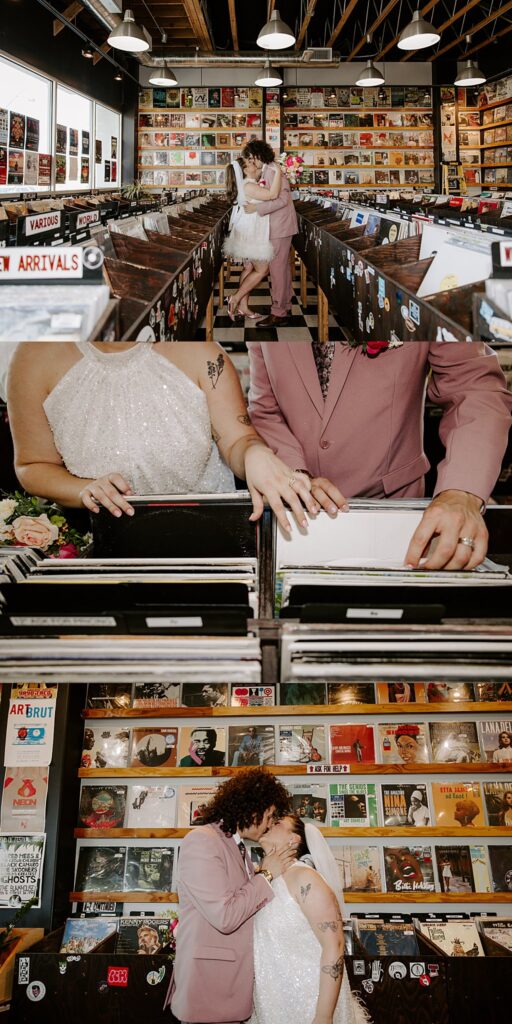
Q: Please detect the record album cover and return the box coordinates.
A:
[383,845,436,893]
[429,722,481,763]
[78,786,127,829]
[75,846,126,892]
[126,785,177,828]
[478,916,512,952]
[131,728,178,768]
[416,917,484,956]
[381,784,430,827]
[177,784,217,827]
[280,682,326,705]
[483,782,512,826]
[228,725,275,766]
[60,917,118,953]
[431,782,484,827]
[329,725,375,765]
[278,725,326,765]
[115,914,178,954]
[435,844,491,894]
[477,719,512,763]
[81,726,130,769]
[330,783,378,827]
[354,916,419,956]
[376,682,425,703]
[475,682,512,702]
[181,682,228,707]
[178,727,226,767]
[86,684,132,709]
[124,847,174,891]
[426,682,474,703]
[328,683,376,705]
[133,682,181,708]
[288,783,328,823]
[231,686,275,707]
[333,846,382,893]
[378,723,429,764]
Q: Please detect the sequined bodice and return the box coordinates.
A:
[43,343,234,494]
[249,864,369,1024]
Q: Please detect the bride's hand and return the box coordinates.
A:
[79,474,134,517]
[244,444,319,532]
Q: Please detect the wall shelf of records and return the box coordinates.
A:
[479,74,512,189]
[0,53,121,196]
[282,85,434,190]
[137,85,265,192]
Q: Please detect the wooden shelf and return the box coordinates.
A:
[344,892,512,903]
[284,125,433,132]
[283,107,432,114]
[480,118,512,130]
[284,145,431,151]
[140,108,263,114]
[300,165,436,171]
[78,762,512,778]
[70,891,178,903]
[82,700,511,719]
[74,826,512,840]
[477,96,512,113]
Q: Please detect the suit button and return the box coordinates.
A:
[320,440,331,449]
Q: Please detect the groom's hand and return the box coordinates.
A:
[244,203,258,214]
[310,477,350,517]
[261,846,297,879]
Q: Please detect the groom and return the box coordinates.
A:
[170,768,293,1024]
[241,139,298,328]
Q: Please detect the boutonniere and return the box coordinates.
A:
[350,339,404,357]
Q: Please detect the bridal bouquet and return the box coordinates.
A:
[278,153,304,185]
[0,492,92,558]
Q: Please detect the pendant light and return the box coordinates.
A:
[108,9,149,53]
[114,69,123,81]
[356,60,385,87]
[257,9,295,50]
[397,9,440,51]
[454,59,486,86]
[81,44,94,59]
[149,64,178,86]
[254,61,283,87]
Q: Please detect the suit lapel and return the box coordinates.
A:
[321,342,359,430]
[212,823,250,881]
[287,342,324,418]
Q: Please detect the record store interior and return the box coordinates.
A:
[2,3,512,1024]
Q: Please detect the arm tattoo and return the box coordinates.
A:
[207,353,225,389]
[237,413,252,426]
[317,920,339,933]
[321,956,344,981]
[300,883,311,903]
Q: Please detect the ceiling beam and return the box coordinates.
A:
[401,0,482,62]
[268,0,276,16]
[295,0,318,50]
[465,18,512,56]
[53,1,82,36]
[376,0,440,60]
[327,0,360,47]
[182,0,214,50]
[93,40,111,64]
[347,0,401,60]
[427,0,512,61]
[228,0,239,50]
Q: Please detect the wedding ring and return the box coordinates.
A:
[458,537,475,549]
[288,474,297,488]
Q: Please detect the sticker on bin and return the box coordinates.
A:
[307,763,350,774]
[107,966,129,987]
[18,957,30,985]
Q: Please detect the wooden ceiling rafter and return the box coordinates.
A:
[92,40,111,64]
[295,0,319,49]
[268,0,276,16]
[53,1,83,36]
[464,17,512,56]
[426,0,512,61]
[347,0,401,61]
[181,0,214,50]
[327,0,361,47]
[375,0,440,59]
[400,0,483,62]
[228,0,239,50]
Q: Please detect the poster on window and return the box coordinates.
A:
[69,155,78,181]
[69,128,79,156]
[25,151,38,186]
[38,154,51,186]
[8,150,24,185]
[82,130,90,155]
[95,139,102,164]
[0,834,46,908]
[81,157,89,183]
[9,111,25,149]
[0,147,6,186]
[56,123,67,154]
[104,160,111,182]
[25,117,40,152]
[111,136,117,159]
[0,109,7,146]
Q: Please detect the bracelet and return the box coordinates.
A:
[259,868,273,884]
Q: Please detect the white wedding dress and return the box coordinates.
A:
[250,865,370,1024]
[43,342,234,493]
[223,175,274,264]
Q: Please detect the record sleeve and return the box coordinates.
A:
[280,682,326,705]
[75,846,126,892]
[177,784,217,827]
[133,682,181,708]
[131,727,178,769]
[124,847,174,891]
[231,685,275,707]
[332,846,382,893]
[414,917,484,955]
[381,783,430,827]
[475,681,512,702]
[60,916,118,953]
[181,682,228,707]
[431,782,484,827]
[429,721,481,763]
[125,785,177,828]
[426,681,474,703]
[329,725,375,765]
[383,845,436,893]
[228,725,275,766]
[435,844,491,894]
[86,684,132,709]
[354,916,419,956]
[288,783,329,823]
[178,726,226,767]
[327,683,375,705]
[78,786,127,829]
[330,783,378,827]
[378,723,429,764]
[278,725,326,765]
[81,726,130,769]
[1,767,48,832]
[375,682,425,703]
[115,914,178,954]
[483,782,512,826]
[478,916,512,953]
[477,719,512,763]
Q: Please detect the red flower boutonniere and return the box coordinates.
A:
[349,339,404,357]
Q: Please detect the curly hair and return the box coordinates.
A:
[241,139,276,165]
[199,768,291,834]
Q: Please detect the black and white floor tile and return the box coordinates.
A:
[196,265,347,343]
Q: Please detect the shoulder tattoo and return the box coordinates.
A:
[207,353,225,389]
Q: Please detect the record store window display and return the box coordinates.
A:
[7,341,318,535]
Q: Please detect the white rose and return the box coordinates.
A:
[0,499,17,522]
[0,525,14,542]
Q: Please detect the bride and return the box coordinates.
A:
[223,158,282,320]
[251,815,370,1024]
[6,341,316,532]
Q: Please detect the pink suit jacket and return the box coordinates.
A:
[254,162,298,239]
[170,822,273,1024]
[248,341,512,501]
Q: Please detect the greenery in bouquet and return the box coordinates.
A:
[0,492,92,558]
[278,152,304,185]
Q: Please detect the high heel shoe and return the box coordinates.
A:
[227,296,240,321]
[239,307,263,320]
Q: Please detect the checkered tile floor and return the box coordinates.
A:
[196,264,347,342]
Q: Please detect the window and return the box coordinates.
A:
[55,84,93,192]
[94,102,121,189]
[0,54,52,194]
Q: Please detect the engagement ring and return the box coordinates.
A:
[458,537,475,549]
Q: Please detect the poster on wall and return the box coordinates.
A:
[69,128,79,155]
[56,123,67,154]
[0,147,6,186]
[9,111,25,149]
[8,150,24,185]
[0,834,46,908]
[81,130,90,155]
[1,767,48,832]
[25,116,40,152]
[4,684,57,767]
[81,157,89,183]
[95,139,102,164]
[111,136,117,159]
[0,109,7,146]
[104,160,111,182]
[25,152,38,186]
[38,154,51,186]
[55,154,66,183]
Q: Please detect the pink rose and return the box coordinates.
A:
[58,543,79,559]
[11,514,59,551]
[366,341,390,357]
[286,156,294,167]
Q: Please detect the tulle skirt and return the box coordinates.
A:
[223,210,274,264]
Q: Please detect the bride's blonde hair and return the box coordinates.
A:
[225,157,246,204]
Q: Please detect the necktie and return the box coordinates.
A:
[238,840,247,861]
